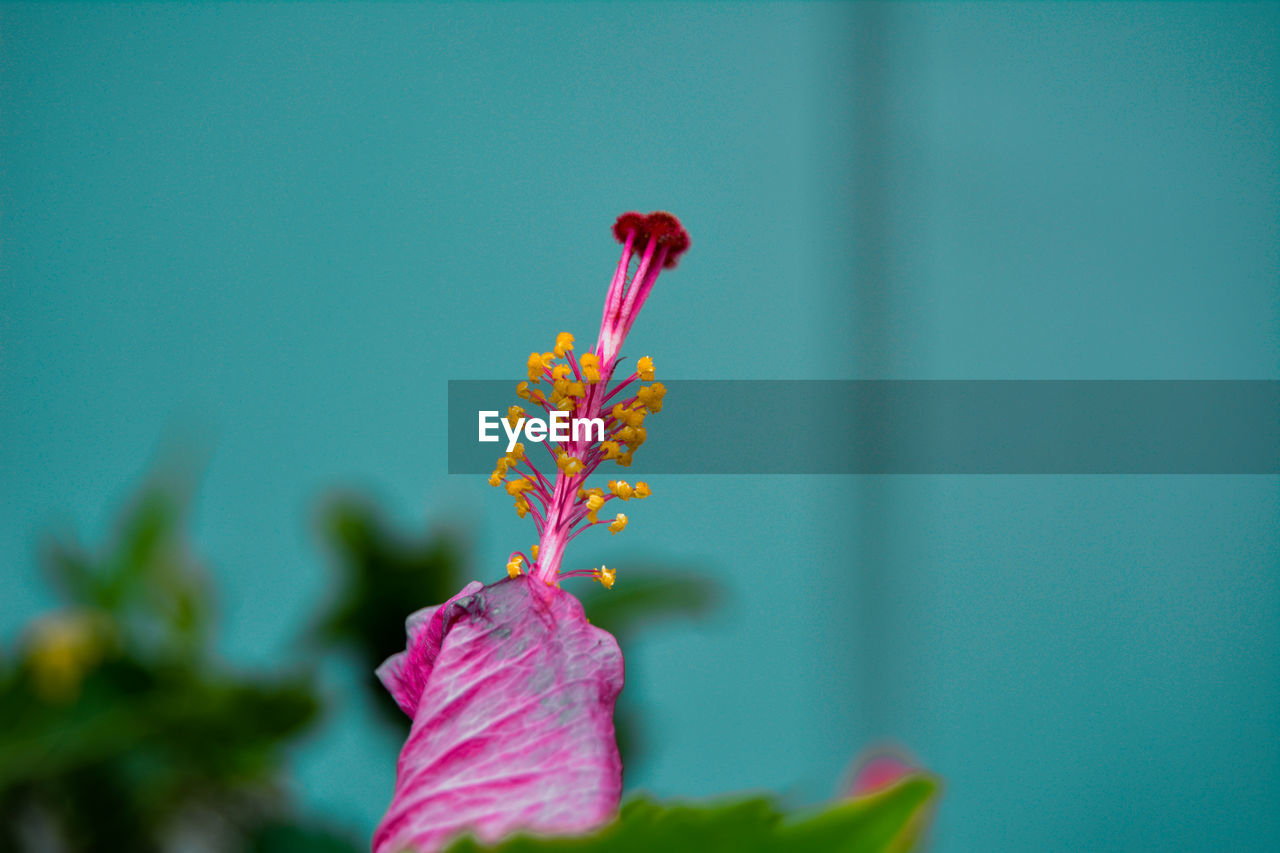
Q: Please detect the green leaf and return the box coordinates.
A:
[3,461,333,850]
[780,776,940,853]
[41,538,101,605]
[247,820,364,853]
[578,567,719,642]
[312,496,472,729]
[441,774,939,853]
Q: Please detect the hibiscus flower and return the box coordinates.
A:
[374,212,690,853]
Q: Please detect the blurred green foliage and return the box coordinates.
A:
[443,775,939,853]
[0,472,359,852]
[0,478,726,851]
[312,496,473,730]
[7,472,927,853]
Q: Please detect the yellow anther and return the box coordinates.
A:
[608,480,634,500]
[637,382,666,413]
[634,481,651,499]
[600,440,623,460]
[637,356,655,381]
[552,364,572,381]
[557,454,585,476]
[505,477,534,496]
[610,402,644,428]
[531,544,539,559]
[608,513,628,535]
[507,554,524,578]
[594,565,616,589]
[517,381,532,400]
[615,426,637,445]
[528,387,547,406]
[554,380,583,408]
[616,450,634,467]
[578,487,603,501]
[554,332,575,357]
[630,427,646,447]
[507,405,525,428]
[505,443,525,466]
[514,496,530,518]
[585,493,606,522]
[527,352,554,381]
[580,353,601,384]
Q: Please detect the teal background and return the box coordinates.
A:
[1,2,1276,851]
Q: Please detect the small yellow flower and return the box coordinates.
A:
[25,610,110,703]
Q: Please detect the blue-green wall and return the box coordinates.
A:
[2,3,1276,850]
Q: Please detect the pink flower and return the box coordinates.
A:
[374,213,689,853]
[846,752,918,799]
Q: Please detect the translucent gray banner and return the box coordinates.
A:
[448,381,1280,474]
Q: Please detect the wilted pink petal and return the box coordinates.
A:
[846,751,917,798]
[378,581,485,717]
[373,576,624,853]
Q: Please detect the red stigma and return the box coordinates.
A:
[612,211,690,268]
[612,212,647,245]
[643,211,690,268]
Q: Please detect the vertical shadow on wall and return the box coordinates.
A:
[847,1,895,737]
